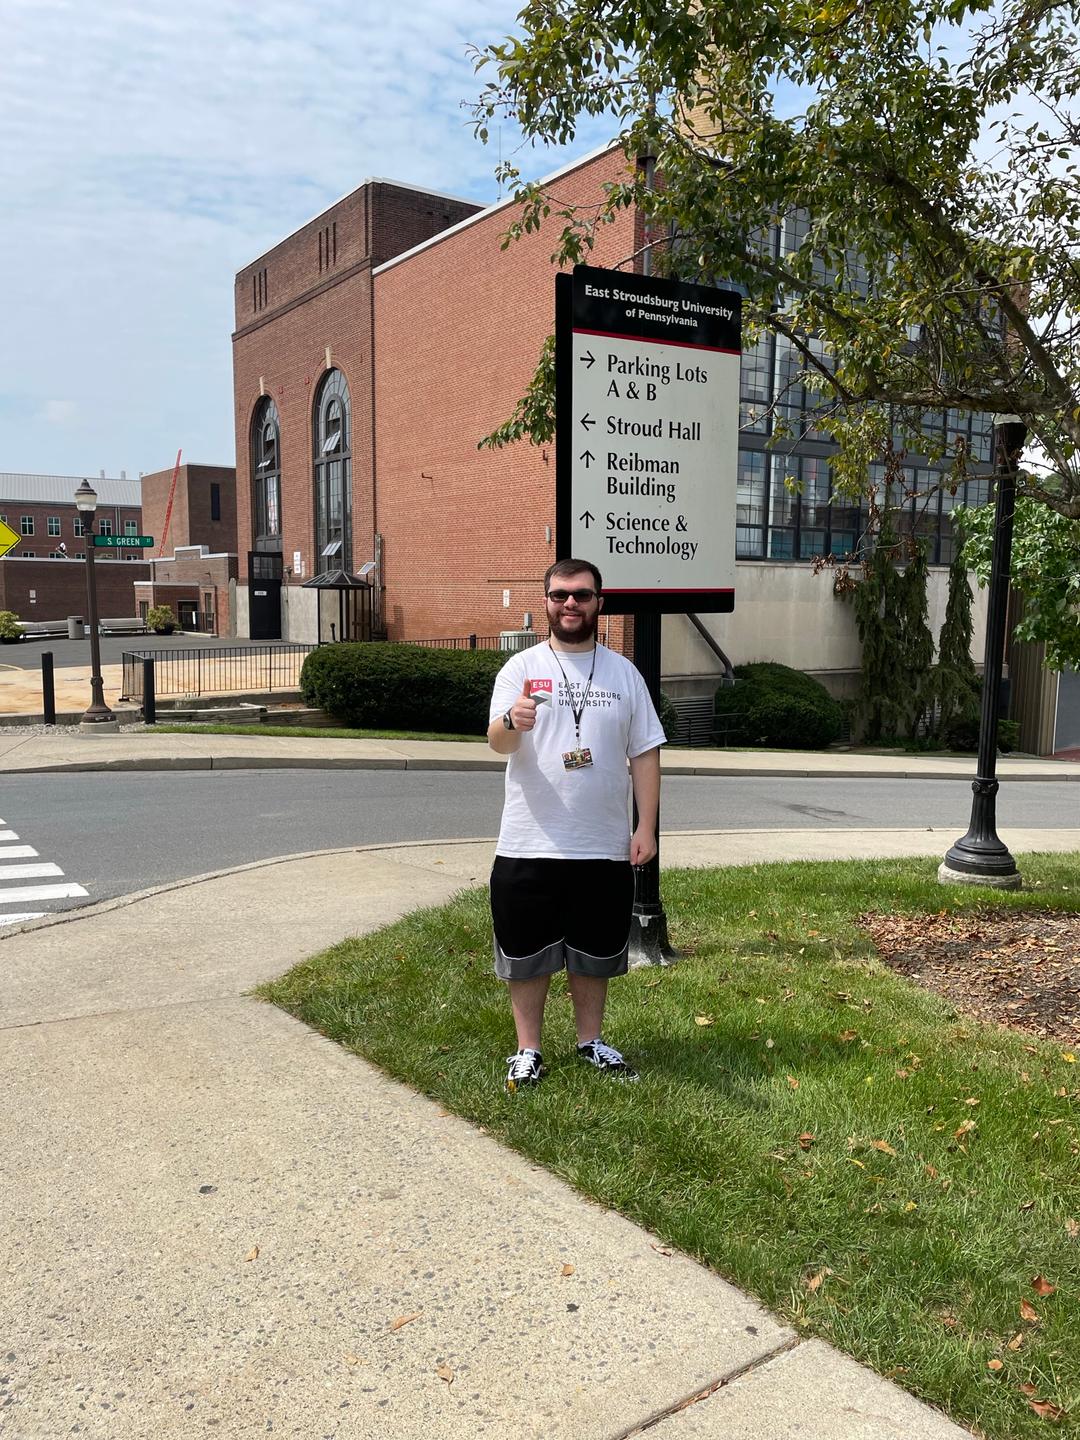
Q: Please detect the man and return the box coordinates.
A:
[487,558,665,1091]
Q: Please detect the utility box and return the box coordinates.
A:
[67,616,84,640]
[499,630,538,653]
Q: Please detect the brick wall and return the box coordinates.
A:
[141,464,237,555]
[373,147,637,653]
[0,501,142,559]
[0,558,150,620]
[231,183,480,598]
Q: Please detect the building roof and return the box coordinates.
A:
[0,472,143,506]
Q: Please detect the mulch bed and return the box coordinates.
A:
[859,909,1080,1044]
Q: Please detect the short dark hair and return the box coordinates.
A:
[544,557,602,594]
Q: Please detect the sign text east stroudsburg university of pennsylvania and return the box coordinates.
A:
[555,264,742,614]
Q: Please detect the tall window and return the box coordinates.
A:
[313,368,352,573]
[251,396,282,549]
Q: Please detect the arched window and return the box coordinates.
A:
[313,368,351,573]
[251,397,282,549]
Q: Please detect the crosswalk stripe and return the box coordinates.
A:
[0,912,46,927]
[0,863,64,881]
[0,882,89,903]
[0,846,38,859]
[0,830,20,842]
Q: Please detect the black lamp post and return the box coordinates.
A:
[74,479,116,728]
[939,418,1026,890]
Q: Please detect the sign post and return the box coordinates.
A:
[556,263,742,963]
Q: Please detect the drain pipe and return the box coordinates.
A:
[688,613,734,685]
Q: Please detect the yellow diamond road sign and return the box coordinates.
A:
[0,518,19,559]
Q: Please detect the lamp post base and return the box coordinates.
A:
[79,716,120,734]
[937,860,1022,890]
[627,907,681,968]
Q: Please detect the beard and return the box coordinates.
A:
[548,607,599,644]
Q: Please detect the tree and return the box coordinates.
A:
[959,497,1080,670]
[932,527,980,737]
[473,0,1080,518]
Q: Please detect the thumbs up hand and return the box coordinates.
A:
[509,677,539,732]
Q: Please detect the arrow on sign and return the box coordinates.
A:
[0,517,19,559]
[580,449,595,467]
[579,510,595,528]
[579,413,595,431]
[580,350,596,369]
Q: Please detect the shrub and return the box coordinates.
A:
[944,713,1021,754]
[718,662,844,749]
[0,610,22,642]
[301,642,507,733]
[657,690,678,742]
[146,604,176,634]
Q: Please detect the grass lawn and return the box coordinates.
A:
[153,723,486,742]
[260,854,1080,1439]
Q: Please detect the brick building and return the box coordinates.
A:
[231,179,482,640]
[0,472,148,625]
[0,472,142,563]
[230,146,1001,704]
[135,463,238,634]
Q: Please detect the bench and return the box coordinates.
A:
[15,619,70,639]
[99,617,148,635]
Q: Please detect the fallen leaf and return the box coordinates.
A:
[787,1076,800,1090]
[988,1358,1004,1371]
[839,1029,858,1043]
[806,1266,832,1292]
[797,1132,815,1150]
[694,1015,715,1027]
[1028,1399,1067,1422]
[1062,1053,1076,1064]
[964,1096,981,1106]
[245,1245,260,1263]
[1032,1275,1056,1296]
[390,1312,422,1332]
[649,1242,673,1256]
[954,1119,977,1141]
[925,1164,939,1179]
[872,1139,898,1157]
[435,1364,454,1385]
[1020,1383,1039,1396]
[903,1201,918,1213]
[1066,1219,1079,1239]
[1007,1333,1024,1351]
[1020,1198,1036,1212]
[561,1264,575,1277]
[1020,1299,1040,1323]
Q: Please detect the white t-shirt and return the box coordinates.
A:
[489,641,666,861]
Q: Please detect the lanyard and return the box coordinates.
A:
[549,642,597,749]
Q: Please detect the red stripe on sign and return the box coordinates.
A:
[574,328,741,356]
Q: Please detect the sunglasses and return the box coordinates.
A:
[546,588,598,603]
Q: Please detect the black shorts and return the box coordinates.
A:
[489,856,635,981]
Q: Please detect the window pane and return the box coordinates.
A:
[736,526,764,558]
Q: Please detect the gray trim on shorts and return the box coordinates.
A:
[493,934,631,981]
[493,937,566,982]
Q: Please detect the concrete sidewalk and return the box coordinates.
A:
[2,722,1079,780]
[10,824,1080,1438]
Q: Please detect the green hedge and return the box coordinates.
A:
[301,641,683,740]
[301,643,507,733]
[718,662,844,749]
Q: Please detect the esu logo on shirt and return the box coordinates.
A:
[527,677,553,704]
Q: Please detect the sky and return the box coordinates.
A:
[0,0,612,481]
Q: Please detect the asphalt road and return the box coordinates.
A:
[2,769,1077,918]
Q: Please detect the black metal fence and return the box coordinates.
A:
[121,644,318,701]
[404,633,542,652]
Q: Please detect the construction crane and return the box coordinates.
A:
[156,448,182,557]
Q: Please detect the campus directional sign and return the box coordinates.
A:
[91,534,154,548]
[555,264,741,613]
[0,517,19,559]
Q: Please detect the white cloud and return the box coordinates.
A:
[0,0,612,476]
